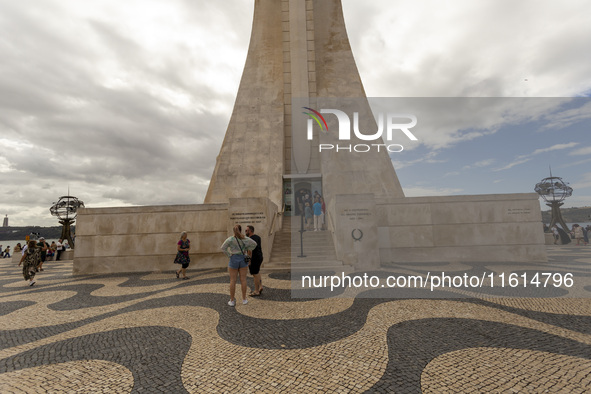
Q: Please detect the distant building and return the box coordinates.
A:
[2,215,7,227]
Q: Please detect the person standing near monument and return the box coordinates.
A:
[295,190,305,216]
[320,196,326,230]
[174,231,191,279]
[18,240,40,286]
[48,242,56,261]
[573,224,584,246]
[551,225,560,244]
[304,202,313,230]
[313,198,323,231]
[220,225,257,306]
[245,225,263,296]
[56,239,64,261]
[36,237,49,271]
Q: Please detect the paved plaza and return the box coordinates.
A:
[1,246,590,393]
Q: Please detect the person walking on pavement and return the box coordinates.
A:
[174,232,191,279]
[19,240,41,286]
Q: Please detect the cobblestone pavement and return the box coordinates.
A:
[0,245,590,393]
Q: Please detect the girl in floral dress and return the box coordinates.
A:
[174,232,191,279]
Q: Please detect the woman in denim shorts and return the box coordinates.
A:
[220,225,257,306]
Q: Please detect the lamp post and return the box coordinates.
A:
[298,212,307,258]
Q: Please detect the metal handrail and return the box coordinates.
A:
[268,204,285,236]
[327,209,335,234]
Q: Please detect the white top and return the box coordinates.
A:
[220,236,257,257]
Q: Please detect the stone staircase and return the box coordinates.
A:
[266,216,344,270]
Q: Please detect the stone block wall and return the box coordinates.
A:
[375,193,547,263]
[74,204,230,274]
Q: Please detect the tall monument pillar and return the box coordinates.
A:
[204,0,404,210]
[204,1,285,207]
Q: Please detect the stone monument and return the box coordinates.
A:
[204,0,404,207]
[74,0,546,274]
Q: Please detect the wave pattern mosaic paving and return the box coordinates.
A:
[1,247,590,393]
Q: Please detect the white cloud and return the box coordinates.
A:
[391,151,444,169]
[495,142,580,172]
[539,101,591,131]
[404,186,464,197]
[494,158,533,172]
[530,142,580,156]
[561,158,591,168]
[572,172,591,190]
[570,146,591,156]
[444,171,461,177]
[463,159,495,171]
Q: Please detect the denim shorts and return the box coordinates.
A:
[228,254,248,269]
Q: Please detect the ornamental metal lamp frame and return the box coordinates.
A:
[49,195,85,249]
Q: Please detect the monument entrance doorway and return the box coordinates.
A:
[283,177,323,218]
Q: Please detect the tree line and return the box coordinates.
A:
[0,226,72,241]
[541,206,591,224]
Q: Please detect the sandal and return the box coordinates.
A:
[182,277,190,280]
[249,292,260,297]
[176,271,180,279]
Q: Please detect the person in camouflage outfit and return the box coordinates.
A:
[19,240,41,286]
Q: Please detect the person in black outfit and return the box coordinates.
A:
[36,237,49,271]
[245,225,264,296]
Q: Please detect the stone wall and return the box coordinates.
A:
[74,204,230,274]
[73,199,281,275]
[327,192,546,268]
[375,193,547,263]
[227,197,280,266]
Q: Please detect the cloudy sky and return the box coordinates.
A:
[1,0,590,227]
